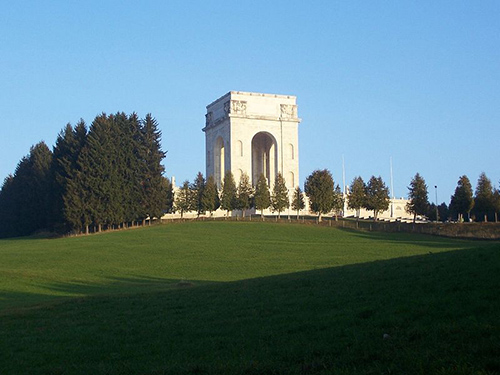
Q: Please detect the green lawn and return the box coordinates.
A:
[0,221,499,374]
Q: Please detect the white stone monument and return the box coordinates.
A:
[203,91,301,190]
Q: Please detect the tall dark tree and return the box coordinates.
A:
[192,172,206,217]
[254,174,271,218]
[406,173,429,223]
[364,176,390,221]
[271,173,289,218]
[0,142,53,237]
[164,177,175,214]
[0,175,17,237]
[201,175,220,216]
[140,114,167,224]
[304,169,335,222]
[473,172,495,222]
[291,186,305,220]
[449,175,474,222]
[347,177,366,218]
[220,171,237,216]
[237,172,253,218]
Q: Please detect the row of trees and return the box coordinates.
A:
[173,171,300,219]
[0,113,172,238]
[405,173,500,223]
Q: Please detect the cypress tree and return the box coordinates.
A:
[271,172,289,218]
[291,186,305,219]
[473,173,495,222]
[192,172,206,217]
[201,175,220,216]
[220,171,237,216]
[254,174,271,219]
[237,172,253,218]
[348,176,366,218]
[449,175,474,222]
[175,180,193,219]
[406,173,429,223]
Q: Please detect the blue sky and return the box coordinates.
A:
[1,1,499,203]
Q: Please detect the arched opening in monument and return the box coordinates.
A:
[251,132,277,187]
[214,136,225,188]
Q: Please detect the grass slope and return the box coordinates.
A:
[0,222,499,374]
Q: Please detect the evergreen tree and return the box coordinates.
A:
[304,169,335,222]
[140,114,167,224]
[1,143,53,237]
[192,172,206,217]
[406,173,429,223]
[53,120,89,233]
[201,175,220,216]
[347,177,366,218]
[291,186,305,219]
[164,177,175,214]
[493,187,500,223]
[237,172,253,218]
[271,173,289,218]
[254,174,271,218]
[449,175,474,222]
[50,123,77,231]
[220,171,237,216]
[0,175,17,237]
[473,172,495,222]
[364,176,390,221]
[175,180,193,219]
[332,184,344,220]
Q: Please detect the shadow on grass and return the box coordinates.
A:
[1,244,499,374]
[336,225,497,248]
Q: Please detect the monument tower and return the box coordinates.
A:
[203,91,301,190]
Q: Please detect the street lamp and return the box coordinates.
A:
[434,185,439,222]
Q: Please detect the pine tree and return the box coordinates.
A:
[192,172,206,217]
[237,172,253,218]
[201,175,220,216]
[271,173,289,218]
[164,177,175,214]
[254,174,271,218]
[449,175,474,222]
[4,143,53,236]
[365,176,390,221]
[304,169,335,222]
[175,180,193,219]
[347,177,366,218]
[406,173,429,223]
[291,186,305,219]
[0,175,18,238]
[473,172,495,222]
[50,123,77,232]
[140,114,167,224]
[220,171,237,216]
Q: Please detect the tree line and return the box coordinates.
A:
[405,172,500,223]
[2,118,499,238]
[0,113,172,238]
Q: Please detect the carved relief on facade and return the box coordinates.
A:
[205,112,213,126]
[231,100,247,115]
[280,104,297,119]
[223,101,230,115]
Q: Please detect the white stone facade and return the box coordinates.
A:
[203,91,300,190]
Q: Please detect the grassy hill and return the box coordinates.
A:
[0,221,499,374]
